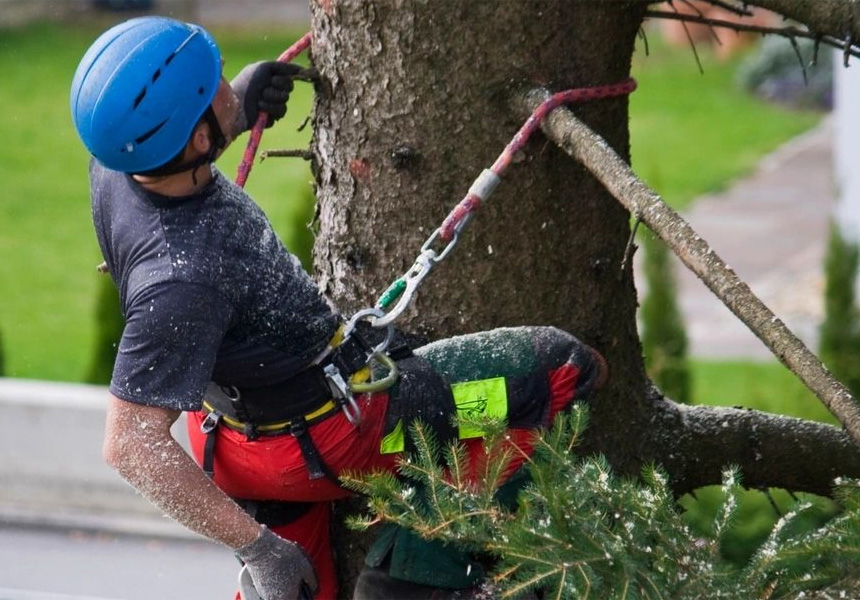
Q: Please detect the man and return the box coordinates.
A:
[70,16,607,600]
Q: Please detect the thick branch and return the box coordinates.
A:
[513,87,860,450]
[750,0,860,45]
[645,392,860,497]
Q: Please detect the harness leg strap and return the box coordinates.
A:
[200,411,222,479]
[290,417,338,482]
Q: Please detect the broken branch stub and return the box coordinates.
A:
[515,86,860,450]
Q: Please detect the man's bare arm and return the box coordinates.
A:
[102,393,262,549]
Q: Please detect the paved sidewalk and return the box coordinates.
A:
[667,117,835,360]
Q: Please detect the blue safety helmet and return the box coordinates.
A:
[70,16,222,173]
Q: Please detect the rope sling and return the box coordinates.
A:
[235,32,636,406]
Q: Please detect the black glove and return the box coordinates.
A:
[231,61,302,131]
[235,527,318,600]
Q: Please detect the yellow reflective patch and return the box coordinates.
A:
[380,419,405,454]
[452,376,508,439]
[379,377,509,453]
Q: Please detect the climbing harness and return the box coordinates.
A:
[200,324,386,482]
[233,31,636,437]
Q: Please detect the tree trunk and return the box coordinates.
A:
[306,0,860,592]
[311,0,651,457]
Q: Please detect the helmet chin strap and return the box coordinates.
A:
[141,105,227,185]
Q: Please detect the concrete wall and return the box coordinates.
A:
[0,378,194,538]
[198,0,309,25]
[0,0,88,27]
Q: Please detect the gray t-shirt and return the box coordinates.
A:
[90,160,339,411]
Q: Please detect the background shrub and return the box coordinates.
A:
[640,231,691,403]
[85,274,124,385]
[820,222,860,397]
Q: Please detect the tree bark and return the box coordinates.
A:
[642,388,860,498]
[305,0,860,592]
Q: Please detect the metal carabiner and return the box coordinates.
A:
[373,250,436,328]
[340,392,363,426]
[323,363,362,426]
[422,217,471,264]
[349,352,399,394]
[344,307,395,354]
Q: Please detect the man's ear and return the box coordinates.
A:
[190,122,212,155]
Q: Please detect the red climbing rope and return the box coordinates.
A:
[438,77,638,241]
[372,77,638,327]
[235,32,313,188]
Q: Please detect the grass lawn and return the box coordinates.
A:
[0,20,314,381]
[630,36,822,209]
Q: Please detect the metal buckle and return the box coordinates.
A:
[200,411,222,434]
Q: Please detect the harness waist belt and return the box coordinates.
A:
[202,397,339,435]
[205,329,375,425]
[200,328,380,483]
[207,362,332,425]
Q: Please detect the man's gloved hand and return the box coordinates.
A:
[231,61,302,132]
[235,527,318,600]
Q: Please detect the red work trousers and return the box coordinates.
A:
[186,361,581,600]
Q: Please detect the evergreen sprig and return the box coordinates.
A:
[341,417,515,553]
[346,404,860,599]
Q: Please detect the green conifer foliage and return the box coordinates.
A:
[346,407,860,599]
[640,232,692,403]
[86,274,124,384]
[820,223,860,397]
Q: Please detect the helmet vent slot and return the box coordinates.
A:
[135,118,168,145]
[152,68,162,83]
[133,87,147,110]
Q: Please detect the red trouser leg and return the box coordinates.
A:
[270,502,338,600]
[187,395,395,600]
[187,393,397,502]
